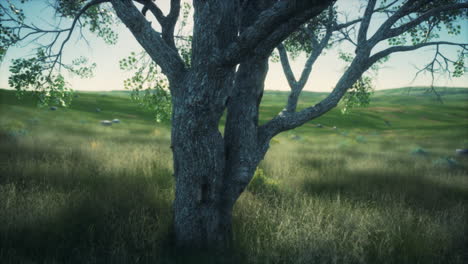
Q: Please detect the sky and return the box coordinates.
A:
[0,0,467,92]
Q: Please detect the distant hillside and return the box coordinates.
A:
[374,86,468,96]
[266,86,468,96]
[2,86,467,103]
[0,86,467,137]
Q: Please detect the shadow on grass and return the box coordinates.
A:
[0,130,248,264]
[297,148,422,170]
[236,162,468,264]
[301,168,468,211]
[48,123,170,144]
[0,132,179,263]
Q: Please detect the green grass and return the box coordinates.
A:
[0,87,467,263]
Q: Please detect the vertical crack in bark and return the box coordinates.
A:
[201,183,209,204]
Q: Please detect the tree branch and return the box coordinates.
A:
[135,0,165,23]
[368,41,467,67]
[50,0,110,72]
[277,44,297,87]
[332,0,399,31]
[357,0,377,45]
[256,0,468,165]
[369,1,468,46]
[280,44,322,112]
[111,0,185,83]
[221,0,334,65]
[259,53,370,143]
[164,0,181,50]
[385,2,468,40]
[263,39,467,144]
[133,0,180,52]
[297,9,334,88]
[368,0,422,45]
[280,6,338,112]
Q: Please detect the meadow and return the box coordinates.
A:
[0,87,467,263]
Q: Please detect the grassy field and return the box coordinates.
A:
[0,87,467,263]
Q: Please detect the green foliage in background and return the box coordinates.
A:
[8,51,73,107]
[55,0,118,45]
[119,52,172,123]
[453,51,465,77]
[1,0,116,107]
[338,51,378,114]
[281,7,337,59]
[385,0,467,77]
[117,3,192,123]
[341,76,374,114]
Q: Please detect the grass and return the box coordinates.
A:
[0,87,467,263]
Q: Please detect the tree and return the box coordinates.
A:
[1,0,467,249]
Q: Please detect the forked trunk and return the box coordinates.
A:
[169,1,273,248]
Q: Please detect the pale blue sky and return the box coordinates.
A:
[0,0,467,92]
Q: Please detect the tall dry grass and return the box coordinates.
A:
[1,89,467,263]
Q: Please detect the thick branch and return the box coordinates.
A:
[167,0,181,27]
[259,54,370,143]
[368,0,422,44]
[253,6,332,60]
[133,0,180,51]
[263,39,467,143]
[164,0,181,50]
[221,0,334,65]
[135,0,165,23]
[257,0,468,164]
[111,0,185,83]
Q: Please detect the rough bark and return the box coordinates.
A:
[222,0,274,207]
[169,0,279,248]
[170,56,271,247]
[170,1,239,248]
[223,57,270,206]
[171,70,232,249]
[221,0,335,65]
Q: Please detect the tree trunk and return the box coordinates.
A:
[170,0,276,250]
[170,72,234,249]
